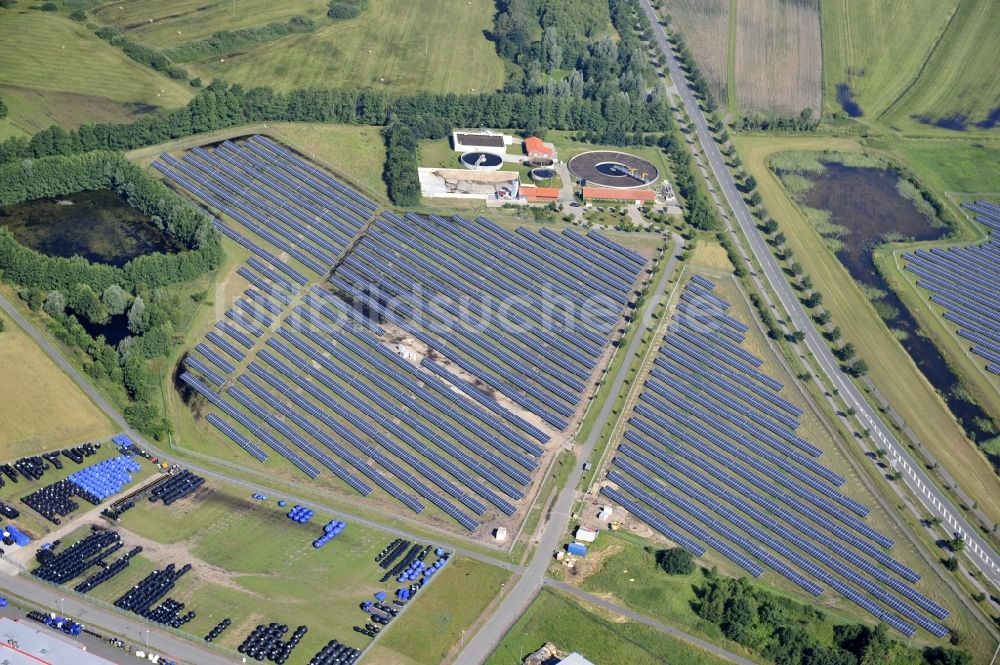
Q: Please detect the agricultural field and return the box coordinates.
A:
[30,478,459,660]
[663,0,822,115]
[185,0,505,95]
[732,0,822,115]
[877,0,1000,134]
[0,312,114,461]
[89,0,331,49]
[820,0,957,121]
[733,133,1000,528]
[0,11,192,139]
[484,587,732,665]
[664,0,730,107]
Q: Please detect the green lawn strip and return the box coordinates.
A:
[374,557,511,665]
[483,586,732,665]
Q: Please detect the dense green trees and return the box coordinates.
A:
[695,569,968,665]
[0,151,222,293]
[162,17,316,62]
[658,547,695,575]
[0,151,220,438]
[0,97,7,120]
[327,0,368,19]
[382,123,421,207]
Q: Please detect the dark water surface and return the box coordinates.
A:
[0,189,183,268]
[802,163,994,442]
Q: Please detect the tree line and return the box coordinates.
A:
[0,152,222,437]
[695,568,971,665]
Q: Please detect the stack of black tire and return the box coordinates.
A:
[21,479,81,524]
[14,456,47,481]
[380,544,428,583]
[204,618,231,643]
[74,546,142,593]
[61,443,97,465]
[308,639,360,665]
[102,499,135,521]
[114,562,191,616]
[0,501,19,519]
[43,451,63,470]
[0,464,19,485]
[33,528,122,584]
[238,623,307,663]
[144,598,196,628]
[148,470,205,506]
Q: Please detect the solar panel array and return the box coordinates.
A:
[154,135,648,532]
[601,275,949,637]
[903,200,1000,375]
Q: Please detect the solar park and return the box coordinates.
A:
[903,200,1000,377]
[599,275,952,638]
[153,135,649,537]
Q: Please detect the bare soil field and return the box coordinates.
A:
[666,0,730,105]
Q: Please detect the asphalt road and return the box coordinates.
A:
[638,0,1000,590]
[454,236,753,664]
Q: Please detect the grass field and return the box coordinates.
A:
[733,133,1000,528]
[97,478,457,658]
[732,0,822,115]
[89,0,330,49]
[878,0,1000,135]
[0,11,192,138]
[820,0,957,121]
[186,0,504,95]
[370,558,511,665]
[265,123,388,201]
[0,313,114,461]
[484,586,732,665]
[874,138,1000,197]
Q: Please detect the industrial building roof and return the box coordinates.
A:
[583,187,656,201]
[0,618,118,665]
[561,653,596,665]
[455,133,505,148]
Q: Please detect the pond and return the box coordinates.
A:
[801,162,995,443]
[0,188,184,268]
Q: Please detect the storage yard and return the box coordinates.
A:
[2,461,457,662]
[150,134,653,541]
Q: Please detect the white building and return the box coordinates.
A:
[560,654,596,665]
[575,527,598,543]
[494,526,508,542]
[598,506,613,521]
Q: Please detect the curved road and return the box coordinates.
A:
[452,235,758,664]
[638,0,1000,590]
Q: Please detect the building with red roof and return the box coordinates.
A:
[524,137,555,159]
[520,185,560,202]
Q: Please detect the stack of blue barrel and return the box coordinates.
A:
[287,505,314,524]
[68,456,142,503]
[312,520,346,548]
[2,525,30,547]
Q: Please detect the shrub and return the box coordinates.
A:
[658,547,695,575]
